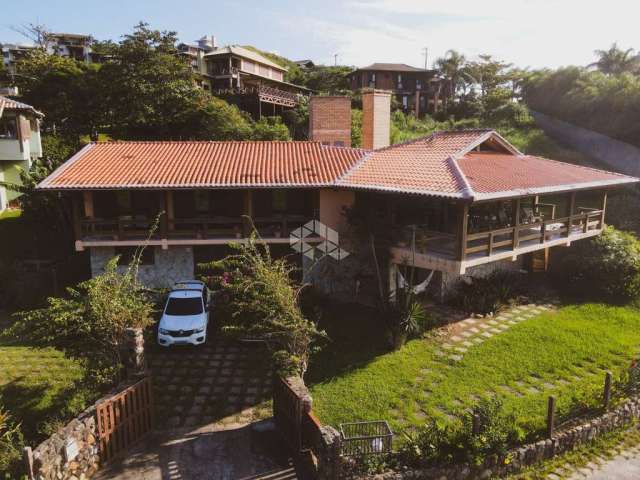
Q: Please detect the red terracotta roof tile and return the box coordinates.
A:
[0,95,44,117]
[458,152,636,199]
[38,141,366,189]
[38,131,638,198]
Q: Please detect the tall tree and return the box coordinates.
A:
[589,43,640,75]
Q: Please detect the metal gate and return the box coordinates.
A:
[96,376,155,463]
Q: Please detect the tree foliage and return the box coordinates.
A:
[200,234,325,377]
[551,226,640,303]
[3,23,290,142]
[589,43,640,75]
[523,66,640,146]
[0,402,23,478]
[5,254,155,383]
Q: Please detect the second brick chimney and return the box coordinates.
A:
[362,89,391,150]
[309,96,352,147]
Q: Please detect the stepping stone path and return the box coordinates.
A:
[439,302,557,363]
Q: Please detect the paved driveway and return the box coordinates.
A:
[566,445,640,479]
[94,339,299,479]
[95,420,299,480]
[147,338,273,430]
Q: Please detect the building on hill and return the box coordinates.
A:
[1,43,39,74]
[0,96,43,211]
[178,35,310,119]
[37,90,637,301]
[348,63,446,117]
[43,32,96,63]
[295,59,315,69]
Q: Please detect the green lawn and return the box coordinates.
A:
[0,209,21,221]
[0,340,91,444]
[309,304,640,440]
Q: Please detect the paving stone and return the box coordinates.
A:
[449,354,463,362]
[442,343,454,350]
[471,337,483,344]
[467,327,480,334]
[460,331,473,338]
[497,324,509,330]
[487,320,499,326]
[462,341,473,348]
[489,328,502,334]
[450,335,463,342]
[481,331,493,338]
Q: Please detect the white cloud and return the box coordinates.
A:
[288,0,640,69]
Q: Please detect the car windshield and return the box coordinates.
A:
[165,297,203,316]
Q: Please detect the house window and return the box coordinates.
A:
[0,117,17,139]
[115,246,155,266]
[368,72,376,87]
[416,79,422,90]
[397,74,403,89]
[334,140,345,147]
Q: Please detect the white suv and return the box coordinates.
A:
[157,281,210,347]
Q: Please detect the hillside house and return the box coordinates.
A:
[38,90,637,300]
[0,96,43,211]
[178,36,309,118]
[348,63,446,117]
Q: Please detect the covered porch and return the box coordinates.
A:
[72,188,318,250]
[391,189,608,273]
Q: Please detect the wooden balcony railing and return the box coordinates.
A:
[80,214,309,241]
[464,209,604,259]
[394,209,605,262]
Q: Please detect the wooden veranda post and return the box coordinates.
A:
[165,191,175,232]
[568,192,576,237]
[458,202,469,261]
[547,395,556,438]
[71,193,82,241]
[243,190,254,235]
[513,197,521,249]
[601,191,608,229]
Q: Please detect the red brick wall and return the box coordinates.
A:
[309,96,352,147]
[362,89,391,150]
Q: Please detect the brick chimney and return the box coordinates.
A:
[362,89,391,150]
[309,96,352,147]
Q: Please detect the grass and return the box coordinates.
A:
[309,304,640,441]
[0,209,21,221]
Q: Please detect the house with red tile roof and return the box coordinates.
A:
[1,95,44,211]
[38,90,638,298]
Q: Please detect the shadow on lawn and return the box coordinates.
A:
[306,303,391,385]
[1,374,95,445]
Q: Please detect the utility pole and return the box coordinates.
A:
[422,47,429,70]
[333,53,339,66]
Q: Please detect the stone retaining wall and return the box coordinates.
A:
[364,396,640,480]
[27,405,99,480]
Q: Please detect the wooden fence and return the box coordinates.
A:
[96,376,155,463]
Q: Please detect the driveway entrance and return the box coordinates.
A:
[94,339,301,479]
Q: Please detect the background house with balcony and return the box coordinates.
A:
[43,33,96,63]
[0,96,43,211]
[37,90,637,301]
[348,63,446,117]
[178,35,309,119]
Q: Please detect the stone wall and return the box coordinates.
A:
[531,110,640,177]
[27,406,99,480]
[363,396,640,480]
[89,245,195,288]
[439,257,524,300]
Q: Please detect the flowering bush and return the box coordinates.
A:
[200,235,325,377]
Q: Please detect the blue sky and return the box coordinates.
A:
[2,0,639,69]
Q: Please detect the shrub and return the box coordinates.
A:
[551,226,640,303]
[462,398,524,465]
[0,403,23,478]
[200,234,325,377]
[397,398,523,469]
[5,253,155,384]
[449,270,526,315]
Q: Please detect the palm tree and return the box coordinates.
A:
[589,43,640,75]
[435,50,475,110]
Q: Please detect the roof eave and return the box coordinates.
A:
[472,178,639,202]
